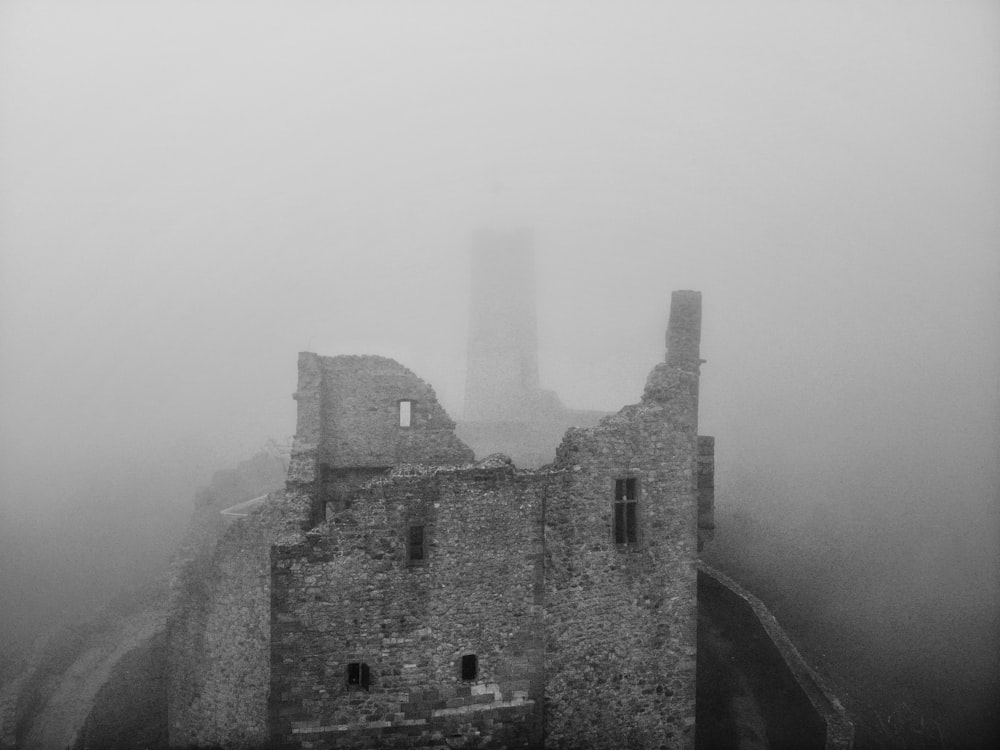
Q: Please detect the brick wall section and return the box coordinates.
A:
[270,459,546,749]
[167,490,311,749]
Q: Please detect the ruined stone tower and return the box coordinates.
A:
[457,228,608,466]
[463,227,541,422]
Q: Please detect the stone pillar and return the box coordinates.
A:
[664,290,703,438]
[665,290,702,371]
[287,352,323,488]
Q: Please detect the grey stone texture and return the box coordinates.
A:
[270,460,547,748]
[289,353,473,499]
[539,295,702,749]
[166,455,299,750]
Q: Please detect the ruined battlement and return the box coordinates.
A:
[287,353,475,526]
[665,290,702,371]
[289,353,473,482]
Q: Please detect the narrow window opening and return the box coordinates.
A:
[461,654,478,681]
[613,477,639,545]
[399,400,412,427]
[625,502,637,544]
[347,662,370,690]
[408,524,425,562]
[614,501,626,544]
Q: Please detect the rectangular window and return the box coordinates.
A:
[408,524,425,562]
[347,662,370,690]
[399,400,412,427]
[461,654,478,681]
[613,477,638,545]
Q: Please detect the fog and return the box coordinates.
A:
[1,1,997,746]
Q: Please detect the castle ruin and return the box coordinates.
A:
[0,234,854,749]
[165,288,713,749]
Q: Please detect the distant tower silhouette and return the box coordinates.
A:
[463,228,540,422]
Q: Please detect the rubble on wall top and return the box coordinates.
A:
[357,453,566,491]
[383,453,515,480]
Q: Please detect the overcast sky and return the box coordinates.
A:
[0,0,997,559]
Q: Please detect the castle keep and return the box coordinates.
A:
[166,290,715,749]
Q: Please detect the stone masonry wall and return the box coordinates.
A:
[165,289,705,749]
[540,291,702,750]
[270,459,545,749]
[544,410,697,748]
[288,353,475,526]
[290,353,474,476]
[287,352,324,487]
[167,491,310,749]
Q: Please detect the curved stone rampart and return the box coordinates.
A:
[697,563,854,750]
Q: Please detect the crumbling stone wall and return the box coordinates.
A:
[289,353,475,523]
[290,353,473,479]
[168,357,478,749]
[270,458,546,749]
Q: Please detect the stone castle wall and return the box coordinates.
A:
[165,290,707,749]
[290,353,475,522]
[167,489,310,749]
[539,324,702,749]
[292,353,474,475]
[269,460,546,748]
[167,502,274,749]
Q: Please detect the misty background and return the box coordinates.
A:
[1,1,997,746]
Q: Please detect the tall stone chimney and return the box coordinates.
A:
[665,290,702,371]
[463,228,540,422]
